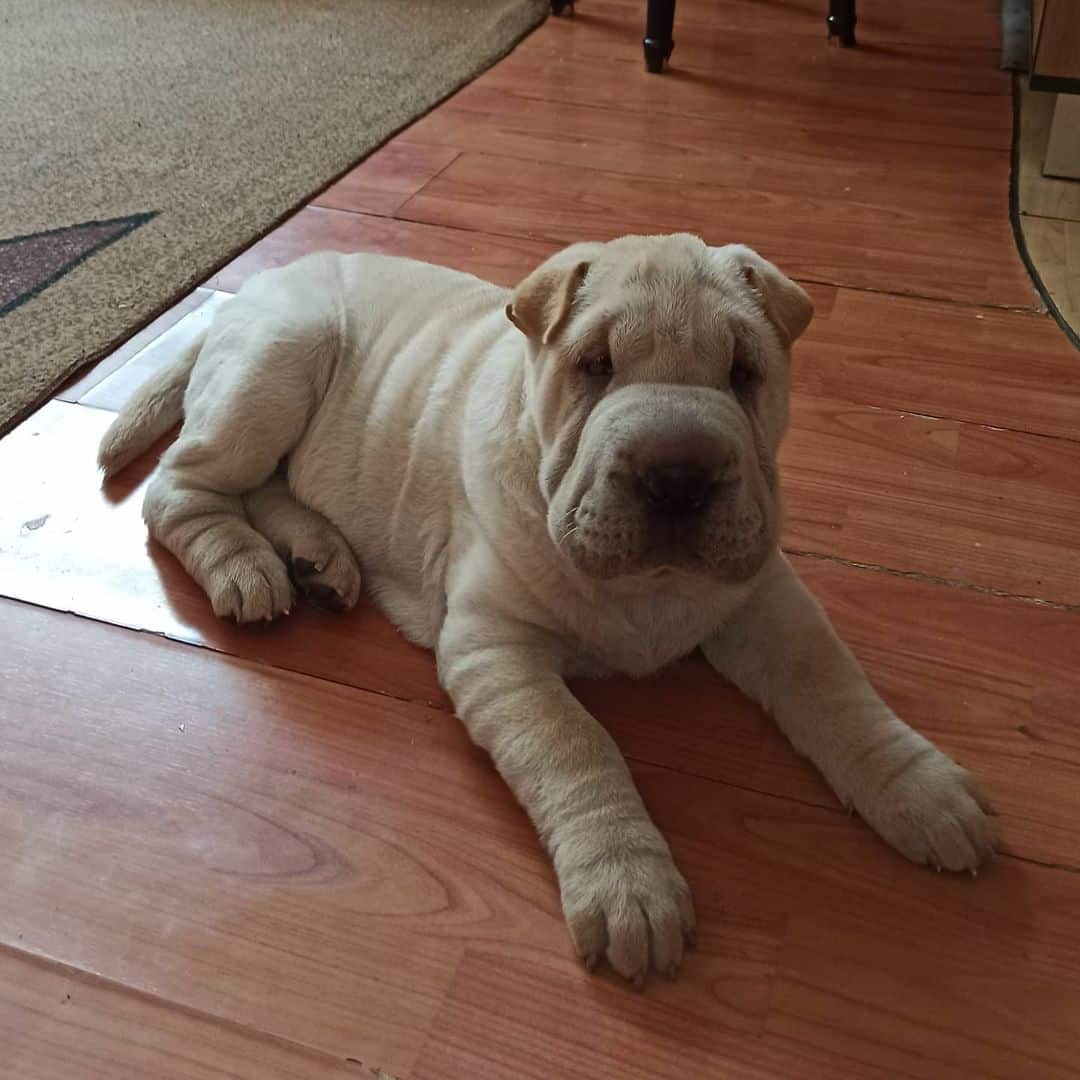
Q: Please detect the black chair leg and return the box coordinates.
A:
[827,0,856,46]
[644,0,676,73]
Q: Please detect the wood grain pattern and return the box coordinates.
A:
[0,601,472,1078]
[467,49,1013,151]
[398,153,1037,308]
[796,288,1080,440]
[781,393,1080,603]
[561,0,1002,48]
[403,91,1010,217]
[312,142,461,217]
[1033,0,1080,80]
[768,909,1080,1080]
[4,599,1080,1080]
[205,207,555,294]
[516,12,1010,96]
[411,761,1080,1079]
[0,948,365,1080]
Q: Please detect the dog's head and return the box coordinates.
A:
[507,233,811,583]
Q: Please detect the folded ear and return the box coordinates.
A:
[506,244,600,344]
[715,244,814,344]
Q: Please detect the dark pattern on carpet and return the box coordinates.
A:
[0,215,155,319]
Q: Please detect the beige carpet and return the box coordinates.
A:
[0,0,547,435]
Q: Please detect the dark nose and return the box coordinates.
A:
[637,462,715,516]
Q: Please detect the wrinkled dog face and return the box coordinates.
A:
[507,234,813,583]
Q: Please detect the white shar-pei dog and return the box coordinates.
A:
[98,234,993,984]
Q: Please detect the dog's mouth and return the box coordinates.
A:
[554,501,773,584]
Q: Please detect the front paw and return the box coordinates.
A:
[206,546,293,622]
[855,745,995,872]
[556,843,696,985]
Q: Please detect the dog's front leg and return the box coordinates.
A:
[703,554,994,872]
[438,612,695,984]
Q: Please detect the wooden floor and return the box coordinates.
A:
[5,2,1080,1077]
[1017,81,1080,336]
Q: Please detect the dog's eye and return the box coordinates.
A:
[729,354,761,399]
[581,353,613,378]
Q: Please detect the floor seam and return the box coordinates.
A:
[295,203,1035,316]
[397,145,465,205]
[1018,209,1080,225]
[636,755,1080,875]
[785,547,1080,613]
[0,593,445,708]
[361,202,1044,314]
[0,939,379,1070]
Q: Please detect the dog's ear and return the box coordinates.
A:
[715,245,814,345]
[507,249,595,344]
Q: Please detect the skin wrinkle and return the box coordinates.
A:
[545,285,778,581]
[878,744,939,796]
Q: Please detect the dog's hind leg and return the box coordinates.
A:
[143,296,336,622]
[244,473,362,613]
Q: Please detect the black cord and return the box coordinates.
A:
[1007,73,1080,354]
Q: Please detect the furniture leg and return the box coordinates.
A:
[827,0,857,46]
[644,0,676,73]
